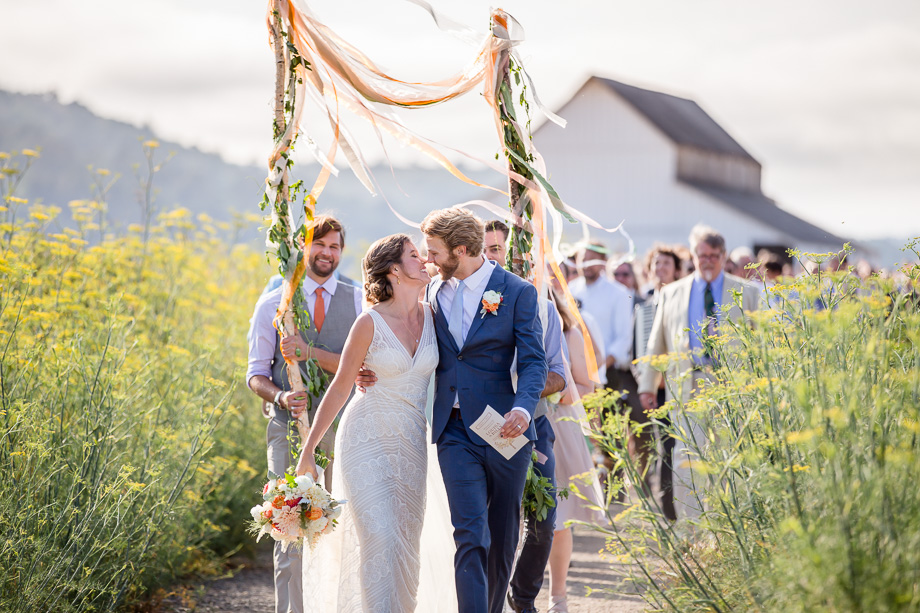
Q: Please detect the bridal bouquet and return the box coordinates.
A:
[250,470,346,551]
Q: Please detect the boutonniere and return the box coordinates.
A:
[480,290,504,318]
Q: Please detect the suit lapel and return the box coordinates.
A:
[429,278,459,353]
[463,265,506,347]
[722,275,743,320]
[428,279,442,317]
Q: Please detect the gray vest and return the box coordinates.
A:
[271,282,360,423]
[534,397,550,420]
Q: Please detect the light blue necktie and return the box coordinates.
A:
[448,279,465,348]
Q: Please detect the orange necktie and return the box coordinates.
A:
[314,287,325,332]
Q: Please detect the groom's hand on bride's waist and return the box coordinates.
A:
[355,366,377,393]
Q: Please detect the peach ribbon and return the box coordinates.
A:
[266,0,620,379]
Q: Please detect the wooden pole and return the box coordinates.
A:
[493,12,533,280]
[269,0,309,443]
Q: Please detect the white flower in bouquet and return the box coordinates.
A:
[250,505,265,523]
[303,485,330,509]
[294,474,315,491]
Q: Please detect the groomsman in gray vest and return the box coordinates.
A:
[245,214,362,613]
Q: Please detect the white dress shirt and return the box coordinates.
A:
[569,275,634,370]
[436,258,533,424]
[302,274,363,318]
[437,257,496,339]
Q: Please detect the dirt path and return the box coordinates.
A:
[163,526,646,612]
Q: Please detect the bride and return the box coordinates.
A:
[296,233,456,612]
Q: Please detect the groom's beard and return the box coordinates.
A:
[437,254,460,280]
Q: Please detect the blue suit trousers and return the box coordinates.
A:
[438,416,533,613]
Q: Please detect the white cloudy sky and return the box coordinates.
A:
[2,0,919,239]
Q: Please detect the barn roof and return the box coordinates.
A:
[682,180,848,247]
[593,77,759,163]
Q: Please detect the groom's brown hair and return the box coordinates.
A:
[420,208,484,258]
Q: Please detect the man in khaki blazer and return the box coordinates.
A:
[638,225,760,519]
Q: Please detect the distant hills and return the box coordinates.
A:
[0,89,498,274]
[2,89,910,270]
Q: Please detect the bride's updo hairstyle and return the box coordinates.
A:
[363,233,412,304]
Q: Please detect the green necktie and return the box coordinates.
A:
[704,282,715,357]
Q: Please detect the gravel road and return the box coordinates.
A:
[162,526,646,613]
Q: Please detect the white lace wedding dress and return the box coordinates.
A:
[303,308,457,613]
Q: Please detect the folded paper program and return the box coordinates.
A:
[469,405,529,460]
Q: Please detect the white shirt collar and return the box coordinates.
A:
[450,257,494,293]
[302,275,338,297]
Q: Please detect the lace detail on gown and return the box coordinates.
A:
[303,308,454,613]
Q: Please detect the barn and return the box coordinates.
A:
[533,76,848,261]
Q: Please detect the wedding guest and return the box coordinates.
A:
[245,214,362,613]
[570,242,634,385]
[570,242,637,490]
[755,250,786,310]
[756,250,784,283]
[724,258,738,277]
[855,259,875,280]
[674,244,694,278]
[610,259,641,297]
[730,246,755,279]
[558,256,579,284]
[555,252,606,381]
[546,286,606,613]
[484,220,567,613]
[633,244,682,520]
[638,225,760,520]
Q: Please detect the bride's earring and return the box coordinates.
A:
[394,269,400,285]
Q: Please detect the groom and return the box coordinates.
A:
[357,208,547,612]
[423,208,547,613]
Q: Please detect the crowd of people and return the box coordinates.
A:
[246,209,915,613]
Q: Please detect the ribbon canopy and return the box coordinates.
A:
[267,0,620,240]
[265,0,617,380]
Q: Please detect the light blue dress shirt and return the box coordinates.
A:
[688,271,725,364]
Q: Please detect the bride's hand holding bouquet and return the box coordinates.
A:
[250,452,344,551]
[296,446,319,480]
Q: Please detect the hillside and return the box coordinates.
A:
[0,89,498,271]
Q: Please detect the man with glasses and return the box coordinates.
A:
[637,225,759,519]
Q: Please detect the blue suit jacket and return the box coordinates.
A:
[427,264,547,446]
